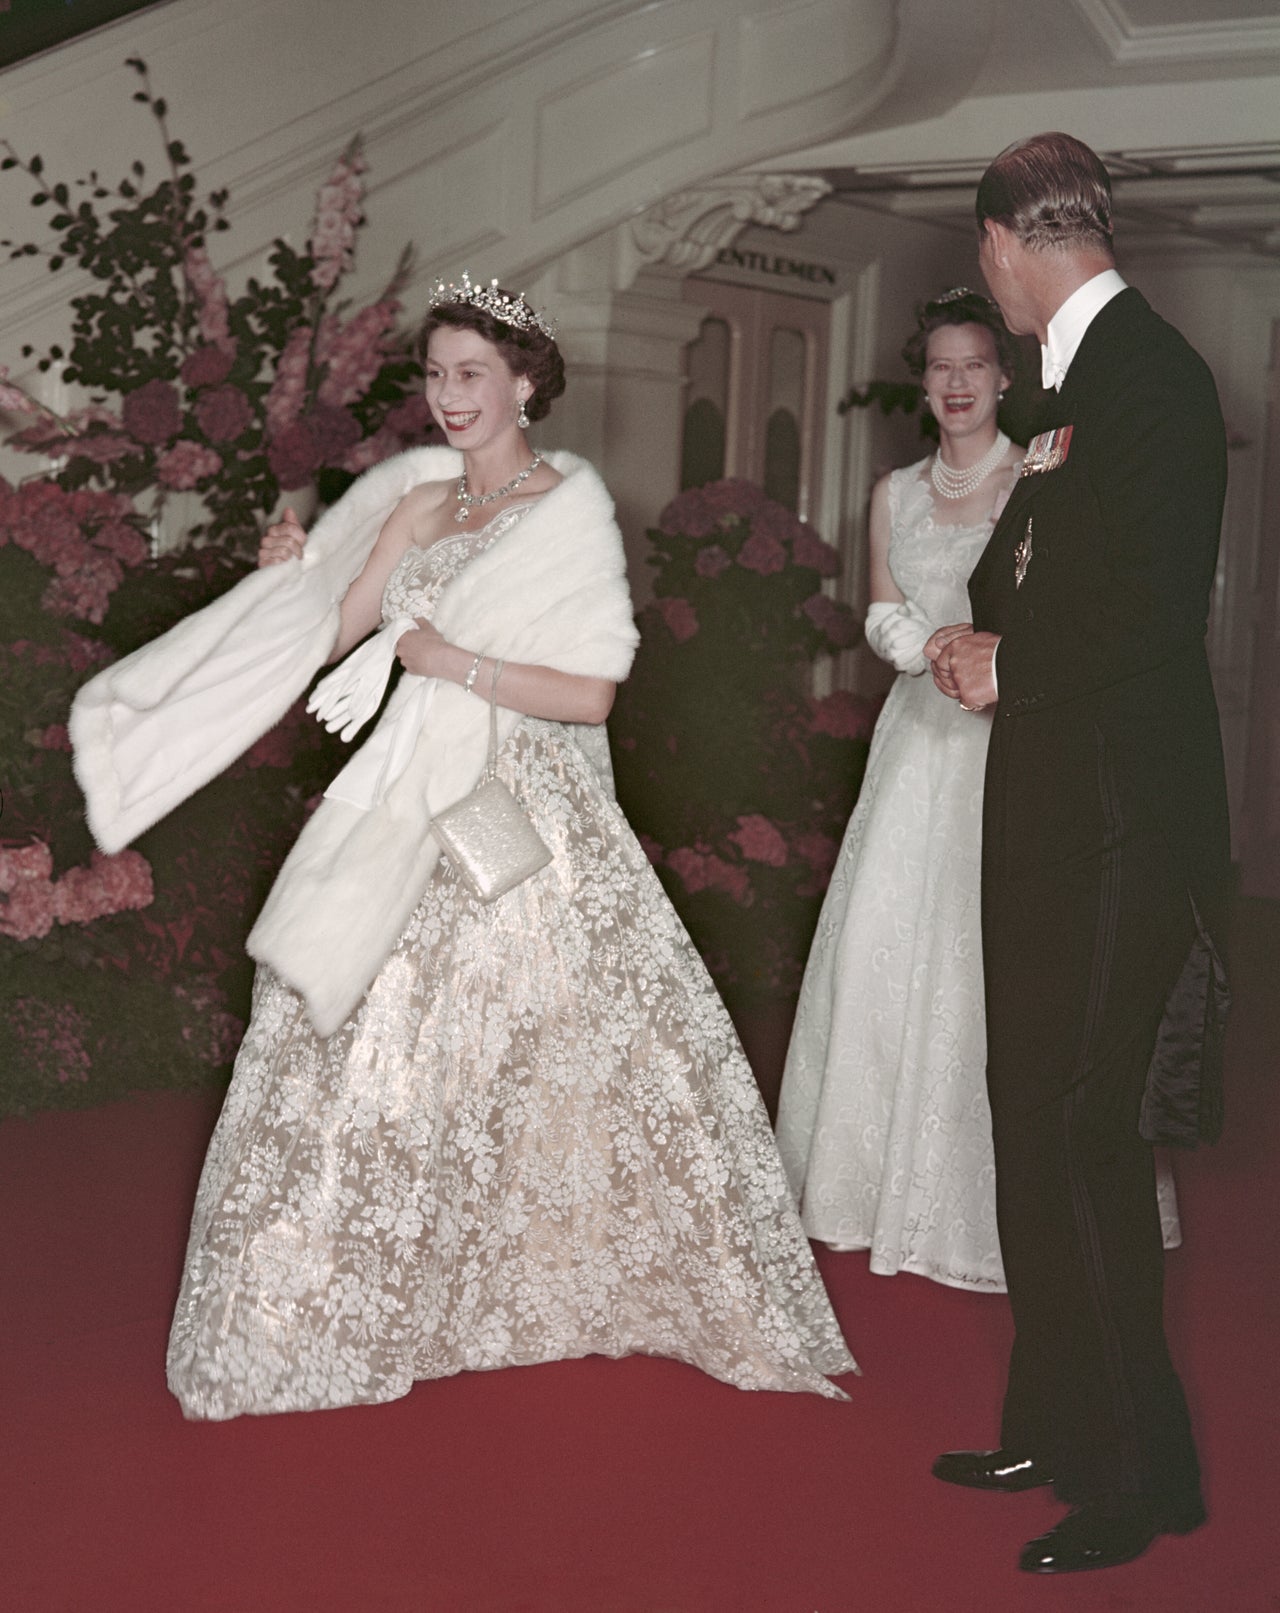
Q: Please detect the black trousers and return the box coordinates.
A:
[983,748,1202,1513]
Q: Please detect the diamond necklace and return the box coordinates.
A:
[930,431,1010,500]
[455,452,543,523]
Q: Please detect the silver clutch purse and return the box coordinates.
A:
[430,661,552,903]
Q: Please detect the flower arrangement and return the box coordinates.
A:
[610,480,878,998]
[0,56,435,554]
[0,60,433,1113]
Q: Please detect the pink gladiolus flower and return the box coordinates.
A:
[0,364,37,415]
[183,245,233,350]
[736,526,787,576]
[729,813,788,867]
[121,378,182,446]
[265,326,314,437]
[180,343,234,388]
[802,592,860,649]
[308,140,367,293]
[317,300,400,407]
[694,544,731,578]
[155,440,222,491]
[341,425,400,474]
[385,394,434,438]
[194,383,253,443]
[307,404,360,462]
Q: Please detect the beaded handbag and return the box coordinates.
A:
[430,661,552,902]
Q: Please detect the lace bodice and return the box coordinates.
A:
[887,459,995,622]
[381,499,540,622]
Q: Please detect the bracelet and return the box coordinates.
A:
[463,652,484,695]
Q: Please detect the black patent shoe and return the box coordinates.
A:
[1019,1498,1206,1574]
[932,1447,1053,1492]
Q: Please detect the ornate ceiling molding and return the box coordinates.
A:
[1070,0,1280,63]
[626,173,833,277]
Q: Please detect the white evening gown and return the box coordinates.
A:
[167,500,856,1419]
[775,461,1180,1291]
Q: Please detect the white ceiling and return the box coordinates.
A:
[781,0,1280,260]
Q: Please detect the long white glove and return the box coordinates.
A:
[306,612,417,741]
[864,599,936,676]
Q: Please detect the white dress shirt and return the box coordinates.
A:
[1041,268,1127,389]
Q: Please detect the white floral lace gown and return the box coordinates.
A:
[775,461,1179,1291]
[168,500,856,1418]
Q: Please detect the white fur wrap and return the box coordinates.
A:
[71,447,638,1036]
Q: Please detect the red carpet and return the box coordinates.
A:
[2,903,1276,1613]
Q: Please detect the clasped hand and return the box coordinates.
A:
[394,617,446,678]
[923,623,1000,710]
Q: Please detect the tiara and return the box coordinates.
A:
[935,285,987,306]
[427,271,557,339]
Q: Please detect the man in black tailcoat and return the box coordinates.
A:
[924,132,1231,1575]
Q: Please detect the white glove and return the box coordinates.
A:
[306,612,417,741]
[864,599,936,676]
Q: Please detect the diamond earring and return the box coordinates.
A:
[517,397,530,430]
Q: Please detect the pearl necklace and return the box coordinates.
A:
[930,431,1010,500]
[455,452,543,523]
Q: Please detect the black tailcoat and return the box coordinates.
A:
[967,287,1230,1509]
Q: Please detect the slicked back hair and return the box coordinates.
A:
[976,132,1113,254]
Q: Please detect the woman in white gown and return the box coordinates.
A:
[161,280,855,1418]
[776,288,1179,1291]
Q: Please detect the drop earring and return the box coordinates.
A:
[517,397,531,430]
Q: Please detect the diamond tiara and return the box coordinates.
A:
[426,271,557,339]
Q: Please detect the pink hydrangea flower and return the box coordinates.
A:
[0,840,54,891]
[790,523,841,577]
[0,877,56,940]
[267,418,324,490]
[792,830,840,883]
[42,552,123,623]
[736,526,787,576]
[121,378,182,446]
[194,383,253,443]
[155,439,222,491]
[694,543,731,579]
[180,343,235,388]
[808,689,877,741]
[92,520,149,567]
[52,850,153,925]
[729,813,788,867]
[801,592,860,649]
[654,595,699,643]
[11,999,92,1084]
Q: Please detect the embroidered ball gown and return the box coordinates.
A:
[167,500,856,1418]
[774,462,1180,1291]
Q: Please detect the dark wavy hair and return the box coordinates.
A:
[975,131,1113,254]
[901,288,1020,380]
[421,294,566,423]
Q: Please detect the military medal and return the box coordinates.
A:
[1019,424,1073,477]
[1014,518,1033,588]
